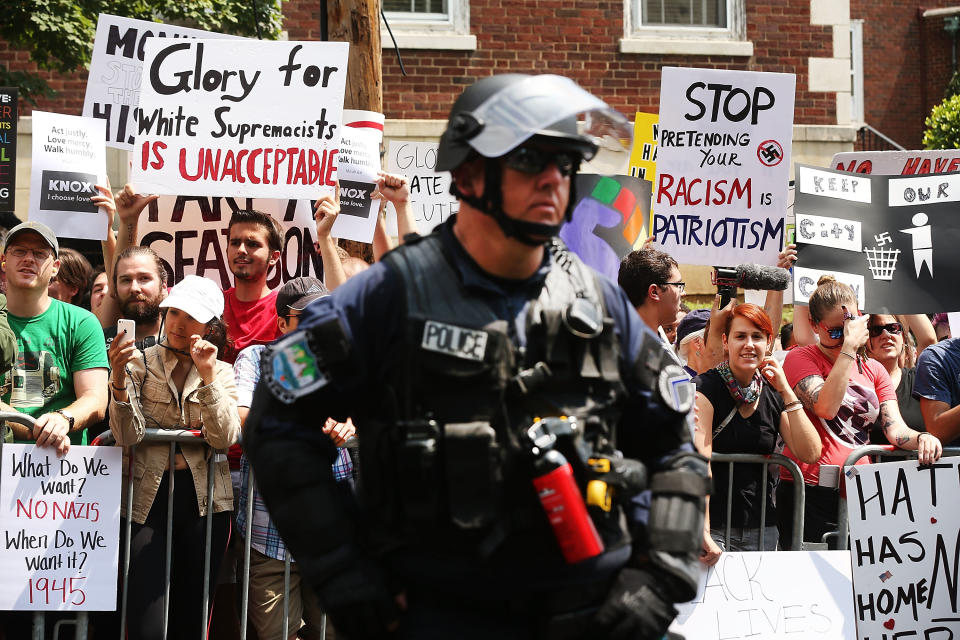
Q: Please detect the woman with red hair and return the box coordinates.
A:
[694,303,821,564]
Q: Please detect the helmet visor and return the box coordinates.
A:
[469,75,633,162]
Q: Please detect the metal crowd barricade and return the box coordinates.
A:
[0,411,91,640]
[710,452,806,551]
[92,427,220,640]
[833,444,960,551]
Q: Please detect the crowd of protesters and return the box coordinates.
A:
[0,160,956,638]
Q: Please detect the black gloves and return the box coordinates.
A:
[595,568,679,640]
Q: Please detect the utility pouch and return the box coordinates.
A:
[397,419,441,525]
[444,421,502,529]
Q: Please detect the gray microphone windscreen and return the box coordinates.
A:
[735,264,790,291]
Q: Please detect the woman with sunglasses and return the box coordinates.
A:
[694,304,820,564]
[866,314,937,441]
[778,277,943,549]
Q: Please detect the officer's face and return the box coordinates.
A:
[498,145,571,228]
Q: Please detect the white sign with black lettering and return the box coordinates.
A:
[793,266,865,308]
[385,140,457,235]
[798,166,872,204]
[795,213,863,253]
[421,321,488,362]
[669,551,855,639]
[29,111,109,240]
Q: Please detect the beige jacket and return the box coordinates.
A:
[110,344,240,524]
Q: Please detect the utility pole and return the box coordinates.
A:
[327,0,383,261]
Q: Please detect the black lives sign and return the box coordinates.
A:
[39,171,99,213]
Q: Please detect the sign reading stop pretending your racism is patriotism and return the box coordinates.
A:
[654,67,795,267]
[129,39,349,201]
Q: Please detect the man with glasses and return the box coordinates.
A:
[618,246,686,340]
[246,74,706,639]
[0,221,108,454]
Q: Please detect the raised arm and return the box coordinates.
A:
[793,314,869,420]
[763,244,797,354]
[377,171,416,243]
[902,314,936,356]
[314,184,347,290]
[92,183,121,328]
[114,184,159,256]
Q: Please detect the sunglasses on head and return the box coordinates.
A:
[868,322,903,338]
[504,146,579,177]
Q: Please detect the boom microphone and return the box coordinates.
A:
[712,264,791,308]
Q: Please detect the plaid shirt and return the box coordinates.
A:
[234,345,354,561]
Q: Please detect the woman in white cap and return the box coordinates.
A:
[108,275,240,640]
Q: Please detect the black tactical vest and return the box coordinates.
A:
[360,231,630,565]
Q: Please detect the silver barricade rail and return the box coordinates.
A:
[0,411,90,640]
[833,444,960,551]
[710,452,806,551]
[92,427,220,640]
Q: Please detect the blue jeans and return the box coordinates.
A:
[710,526,780,552]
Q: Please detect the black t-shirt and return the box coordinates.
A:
[870,367,924,444]
[696,368,784,528]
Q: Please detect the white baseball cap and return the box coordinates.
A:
[159,275,224,323]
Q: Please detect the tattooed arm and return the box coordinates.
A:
[792,350,859,421]
[879,400,943,464]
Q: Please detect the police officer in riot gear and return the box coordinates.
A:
[245,74,709,639]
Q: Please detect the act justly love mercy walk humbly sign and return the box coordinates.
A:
[130,39,348,200]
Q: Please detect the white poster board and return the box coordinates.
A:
[832,150,960,176]
[846,459,960,639]
[654,67,795,266]
[384,140,458,235]
[82,14,240,150]
[0,444,121,610]
[670,551,855,639]
[29,111,109,240]
[332,110,383,243]
[130,39,349,200]
[138,195,321,288]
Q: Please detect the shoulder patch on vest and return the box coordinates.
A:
[262,332,328,404]
[658,364,694,414]
[421,320,488,362]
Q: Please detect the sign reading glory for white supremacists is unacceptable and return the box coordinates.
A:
[654,67,796,267]
[0,445,121,611]
[130,39,349,200]
[845,459,960,639]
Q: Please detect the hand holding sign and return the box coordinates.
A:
[33,413,71,457]
[314,183,341,241]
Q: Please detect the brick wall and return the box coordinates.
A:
[375,0,836,122]
[2,0,837,124]
[851,0,957,149]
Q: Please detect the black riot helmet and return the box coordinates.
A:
[436,74,632,246]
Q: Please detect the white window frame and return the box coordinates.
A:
[380,0,476,50]
[621,0,753,56]
[850,19,865,123]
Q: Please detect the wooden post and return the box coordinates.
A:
[329,0,382,262]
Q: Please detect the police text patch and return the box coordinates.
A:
[421,321,488,362]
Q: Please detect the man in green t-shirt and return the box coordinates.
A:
[0,221,108,454]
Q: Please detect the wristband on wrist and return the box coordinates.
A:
[839,351,856,361]
[111,383,126,391]
[783,400,803,411]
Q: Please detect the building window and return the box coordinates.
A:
[621,0,752,56]
[381,0,475,50]
[641,0,726,28]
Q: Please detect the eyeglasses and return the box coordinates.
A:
[504,147,579,177]
[658,281,686,294]
[819,322,845,340]
[869,322,903,338]
[6,247,52,261]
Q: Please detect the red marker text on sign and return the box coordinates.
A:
[28,577,86,606]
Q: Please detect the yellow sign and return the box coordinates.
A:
[628,112,658,247]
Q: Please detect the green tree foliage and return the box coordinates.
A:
[923,94,960,150]
[0,0,284,104]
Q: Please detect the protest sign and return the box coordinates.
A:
[138,195,321,288]
[559,174,651,281]
[384,140,458,235]
[29,111,109,240]
[628,112,658,183]
[832,150,960,176]
[845,458,960,639]
[669,551,855,639]
[794,164,960,313]
[129,39,349,200]
[83,14,240,150]
[653,67,795,267]
[0,87,16,211]
[0,444,121,610]
[332,110,383,243]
